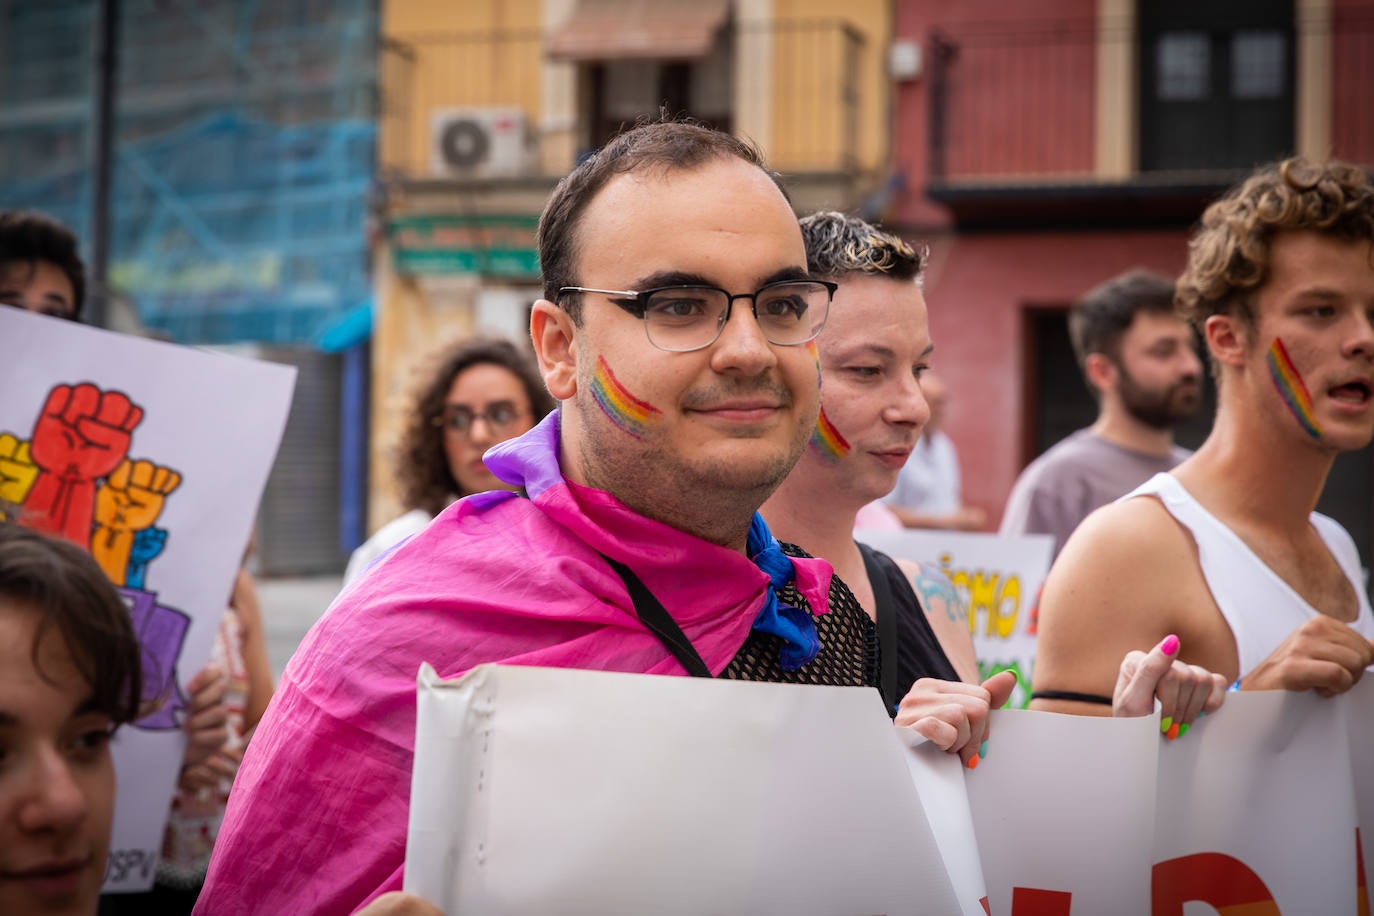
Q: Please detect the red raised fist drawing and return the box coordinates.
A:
[24,383,144,545]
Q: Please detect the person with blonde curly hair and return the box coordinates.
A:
[1032,157,1374,721]
[343,335,555,583]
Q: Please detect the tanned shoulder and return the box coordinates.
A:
[1030,494,1207,715]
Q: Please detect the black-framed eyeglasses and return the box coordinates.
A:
[436,401,527,436]
[556,279,837,353]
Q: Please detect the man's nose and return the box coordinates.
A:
[709,300,778,375]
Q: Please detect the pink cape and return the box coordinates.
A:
[194,413,832,914]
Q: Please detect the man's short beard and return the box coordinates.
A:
[1117,362,1201,430]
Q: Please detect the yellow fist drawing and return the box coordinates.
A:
[0,433,39,519]
[93,459,182,585]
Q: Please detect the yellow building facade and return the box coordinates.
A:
[366,0,893,531]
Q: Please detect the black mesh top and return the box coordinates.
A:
[859,542,961,711]
[717,542,880,689]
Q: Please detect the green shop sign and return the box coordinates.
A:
[391,214,540,278]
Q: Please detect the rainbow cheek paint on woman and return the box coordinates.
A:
[1266,338,1322,440]
[590,356,661,439]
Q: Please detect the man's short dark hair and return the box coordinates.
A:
[0,210,86,320]
[538,118,788,323]
[0,523,143,726]
[1068,269,1178,371]
[798,210,926,282]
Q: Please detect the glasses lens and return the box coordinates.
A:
[445,407,474,432]
[755,281,830,344]
[485,402,520,429]
[642,287,729,352]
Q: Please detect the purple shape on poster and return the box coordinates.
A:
[118,587,190,731]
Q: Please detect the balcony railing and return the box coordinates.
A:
[927,20,1101,186]
[379,19,864,181]
[927,13,1374,188]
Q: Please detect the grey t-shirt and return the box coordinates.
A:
[998,428,1189,557]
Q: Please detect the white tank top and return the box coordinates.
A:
[1125,473,1374,677]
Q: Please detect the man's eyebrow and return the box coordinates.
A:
[630,266,813,292]
[1287,287,1346,303]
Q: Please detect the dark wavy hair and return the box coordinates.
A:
[0,523,143,726]
[0,210,86,320]
[395,336,556,516]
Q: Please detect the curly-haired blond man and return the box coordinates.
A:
[1032,157,1374,720]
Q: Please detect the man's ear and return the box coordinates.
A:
[1083,352,1117,396]
[1205,314,1248,369]
[531,299,578,399]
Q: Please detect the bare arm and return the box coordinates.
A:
[230,566,275,732]
[1030,498,1200,716]
[895,557,979,684]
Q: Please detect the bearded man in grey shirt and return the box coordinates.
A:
[1000,269,1203,557]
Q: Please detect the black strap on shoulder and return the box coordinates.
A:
[1029,689,1113,706]
[600,553,713,678]
[858,543,899,709]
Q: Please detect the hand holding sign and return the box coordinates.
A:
[1240,614,1374,697]
[1113,634,1227,737]
[895,669,1018,768]
[25,383,143,544]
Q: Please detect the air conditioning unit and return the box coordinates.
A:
[429,107,535,179]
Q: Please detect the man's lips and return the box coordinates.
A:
[688,400,782,422]
[1328,377,1372,405]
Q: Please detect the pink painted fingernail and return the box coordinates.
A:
[1160,634,1180,656]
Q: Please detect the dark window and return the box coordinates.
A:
[584,30,733,152]
[1138,0,1294,172]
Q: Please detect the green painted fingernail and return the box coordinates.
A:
[1178,722,1190,737]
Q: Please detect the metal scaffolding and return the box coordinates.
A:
[0,0,378,345]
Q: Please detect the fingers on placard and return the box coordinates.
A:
[42,384,72,418]
[63,383,100,425]
[912,715,959,751]
[95,389,136,429]
[109,458,133,489]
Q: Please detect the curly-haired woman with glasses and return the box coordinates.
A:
[344,336,556,584]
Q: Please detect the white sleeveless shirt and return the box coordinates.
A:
[1125,473,1374,677]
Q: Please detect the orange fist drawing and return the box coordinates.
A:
[25,383,144,545]
[93,459,182,586]
[0,433,39,517]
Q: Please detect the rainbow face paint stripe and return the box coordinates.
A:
[810,407,851,462]
[1266,338,1322,440]
[590,356,661,439]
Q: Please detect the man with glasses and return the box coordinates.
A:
[198,121,874,914]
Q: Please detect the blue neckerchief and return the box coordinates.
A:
[747,513,821,671]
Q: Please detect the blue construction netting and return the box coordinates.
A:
[0,0,377,346]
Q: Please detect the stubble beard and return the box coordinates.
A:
[574,394,813,547]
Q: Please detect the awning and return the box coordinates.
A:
[546,0,730,62]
